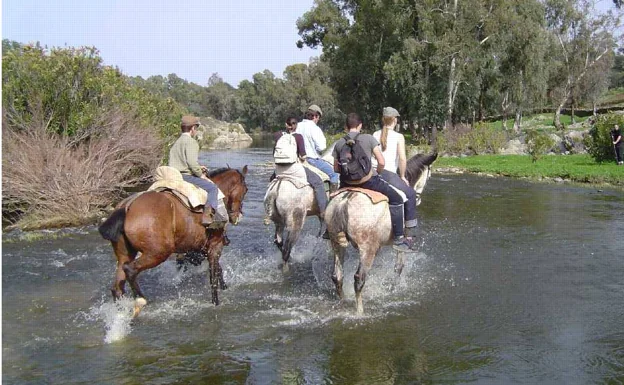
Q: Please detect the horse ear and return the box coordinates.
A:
[241,165,248,176]
[226,163,231,169]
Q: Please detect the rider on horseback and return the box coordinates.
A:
[295,105,341,193]
[271,116,328,220]
[332,113,418,252]
[373,107,419,237]
[168,115,228,227]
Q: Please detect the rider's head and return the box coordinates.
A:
[346,113,362,131]
[305,104,323,122]
[285,116,298,132]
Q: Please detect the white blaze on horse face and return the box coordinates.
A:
[413,166,431,206]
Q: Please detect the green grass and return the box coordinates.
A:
[435,154,624,186]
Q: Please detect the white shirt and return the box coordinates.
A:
[372,129,402,173]
[296,119,326,159]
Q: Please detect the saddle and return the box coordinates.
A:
[329,187,389,204]
[147,166,225,210]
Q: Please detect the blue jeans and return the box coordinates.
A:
[182,175,219,209]
[304,167,328,214]
[379,169,417,227]
[307,158,340,184]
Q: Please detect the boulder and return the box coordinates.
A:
[198,117,253,149]
[499,139,527,155]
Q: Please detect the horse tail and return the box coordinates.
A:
[98,208,126,241]
[332,193,352,248]
[263,179,281,225]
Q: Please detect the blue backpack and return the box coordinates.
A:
[338,134,371,182]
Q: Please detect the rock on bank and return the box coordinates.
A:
[198,117,253,149]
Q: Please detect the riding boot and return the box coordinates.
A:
[329,182,340,194]
[208,200,229,229]
[201,205,214,226]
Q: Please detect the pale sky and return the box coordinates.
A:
[1,0,319,87]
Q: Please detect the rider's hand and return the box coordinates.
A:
[401,177,409,185]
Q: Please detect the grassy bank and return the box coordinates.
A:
[435,154,624,187]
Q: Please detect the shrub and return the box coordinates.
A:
[525,129,555,163]
[467,123,508,155]
[2,108,162,228]
[437,124,507,155]
[584,113,624,163]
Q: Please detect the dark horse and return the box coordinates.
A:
[98,166,248,316]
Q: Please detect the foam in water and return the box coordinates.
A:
[95,297,135,344]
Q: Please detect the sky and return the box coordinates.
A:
[2,0,319,87]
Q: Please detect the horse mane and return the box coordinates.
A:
[405,152,438,186]
[208,167,234,178]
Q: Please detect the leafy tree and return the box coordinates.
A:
[525,129,556,162]
[584,113,624,163]
[545,0,618,129]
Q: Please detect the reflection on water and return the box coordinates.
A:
[2,150,624,384]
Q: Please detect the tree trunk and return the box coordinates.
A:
[513,109,522,133]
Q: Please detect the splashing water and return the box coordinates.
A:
[95,297,136,344]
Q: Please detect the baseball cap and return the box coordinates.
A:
[308,104,323,116]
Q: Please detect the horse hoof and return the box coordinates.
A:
[280,263,290,274]
[132,297,147,319]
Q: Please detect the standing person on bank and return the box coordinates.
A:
[272,117,328,219]
[612,124,623,165]
[296,105,341,192]
[373,107,419,236]
[332,113,418,252]
[169,115,228,227]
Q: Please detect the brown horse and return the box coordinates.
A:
[98,166,248,316]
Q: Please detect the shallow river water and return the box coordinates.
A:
[2,147,624,384]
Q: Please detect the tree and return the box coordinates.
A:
[545,0,619,130]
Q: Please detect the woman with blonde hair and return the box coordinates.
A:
[372,107,418,236]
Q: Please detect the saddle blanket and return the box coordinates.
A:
[269,175,310,190]
[330,187,389,204]
[147,166,224,209]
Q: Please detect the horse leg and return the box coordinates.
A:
[274,222,284,252]
[123,252,169,311]
[331,241,346,300]
[207,241,225,305]
[110,238,137,301]
[354,247,378,315]
[281,228,301,273]
[394,250,406,277]
[281,208,305,273]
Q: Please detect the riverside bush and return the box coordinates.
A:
[525,129,556,162]
[584,113,624,163]
[437,124,507,155]
[2,42,186,228]
[2,108,162,228]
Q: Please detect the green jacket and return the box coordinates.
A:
[168,133,203,177]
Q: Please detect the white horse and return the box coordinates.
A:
[263,146,335,272]
[324,152,437,314]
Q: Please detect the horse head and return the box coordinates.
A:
[405,152,438,206]
[209,165,249,225]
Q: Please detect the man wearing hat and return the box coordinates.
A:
[169,115,228,226]
[296,105,340,191]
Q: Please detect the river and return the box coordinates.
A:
[2,147,624,384]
